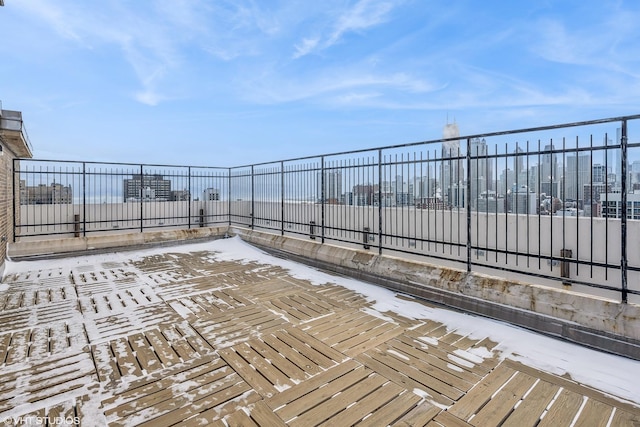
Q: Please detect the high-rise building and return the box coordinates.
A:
[441,122,463,205]
[592,163,609,184]
[123,174,172,202]
[469,137,493,205]
[565,153,591,202]
[540,144,558,188]
[510,185,537,214]
[317,170,342,203]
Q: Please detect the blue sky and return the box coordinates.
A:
[1,0,639,167]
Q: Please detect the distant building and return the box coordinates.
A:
[564,153,591,202]
[476,196,505,213]
[583,183,611,205]
[352,184,377,206]
[20,181,72,205]
[510,185,537,214]
[170,189,191,201]
[124,174,171,202]
[441,122,464,204]
[317,171,342,203]
[203,188,220,201]
[603,192,640,219]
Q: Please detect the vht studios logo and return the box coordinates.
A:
[2,416,80,426]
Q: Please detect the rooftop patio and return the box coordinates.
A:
[0,237,638,426]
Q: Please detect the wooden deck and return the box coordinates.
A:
[0,248,639,426]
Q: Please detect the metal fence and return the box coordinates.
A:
[13,115,640,303]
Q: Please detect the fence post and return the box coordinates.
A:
[82,162,87,237]
[228,168,232,227]
[74,214,80,237]
[281,161,285,236]
[466,137,472,273]
[363,227,370,249]
[321,156,325,244]
[560,248,572,286]
[620,120,628,303]
[378,149,383,255]
[251,165,255,229]
[139,164,144,233]
[188,166,192,229]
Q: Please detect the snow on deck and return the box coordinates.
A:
[0,236,638,426]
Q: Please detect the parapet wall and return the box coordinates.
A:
[7,226,230,259]
[233,227,640,360]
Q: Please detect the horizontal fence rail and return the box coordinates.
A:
[13,115,640,303]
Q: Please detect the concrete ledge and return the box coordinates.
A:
[233,227,640,360]
[8,226,231,260]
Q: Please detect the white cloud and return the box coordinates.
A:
[293,0,400,58]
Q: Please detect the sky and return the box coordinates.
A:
[1,0,639,167]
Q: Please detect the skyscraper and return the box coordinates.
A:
[317,170,342,203]
[565,153,591,202]
[469,137,492,206]
[440,122,463,205]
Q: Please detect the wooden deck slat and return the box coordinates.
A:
[129,332,161,372]
[266,359,362,410]
[381,341,475,392]
[235,341,293,387]
[573,398,614,427]
[273,330,334,367]
[248,337,308,381]
[275,365,372,422]
[468,372,538,426]
[428,411,473,427]
[359,347,464,402]
[262,333,323,377]
[145,329,179,367]
[289,373,389,427]
[355,390,422,427]
[105,366,237,420]
[610,408,640,426]
[248,400,289,426]
[501,380,559,427]
[389,336,481,385]
[283,327,347,366]
[110,337,143,377]
[393,403,441,427]
[319,380,409,427]
[219,347,279,398]
[447,363,516,420]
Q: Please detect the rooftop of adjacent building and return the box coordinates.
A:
[0,236,638,425]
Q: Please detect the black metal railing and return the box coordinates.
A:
[13,114,640,303]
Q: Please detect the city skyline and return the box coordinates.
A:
[1,1,639,167]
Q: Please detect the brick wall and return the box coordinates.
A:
[0,143,17,271]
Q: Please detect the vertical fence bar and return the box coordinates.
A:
[320,156,325,244]
[281,161,285,236]
[228,168,232,226]
[377,149,383,255]
[188,166,192,229]
[251,165,255,229]
[139,164,144,233]
[466,137,472,272]
[620,119,628,303]
[82,162,87,236]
